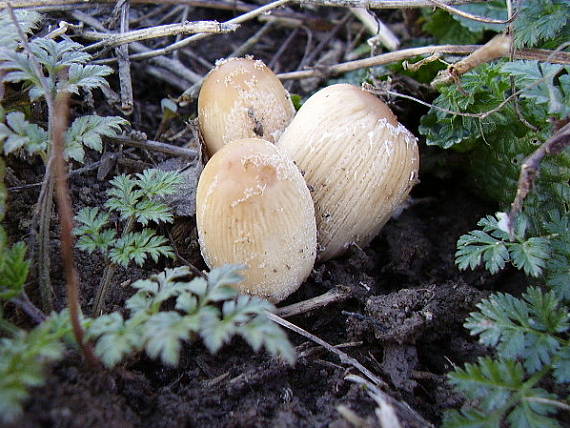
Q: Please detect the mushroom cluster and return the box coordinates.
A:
[196,58,419,302]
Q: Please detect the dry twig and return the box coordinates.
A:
[507,122,570,237]
[275,286,353,318]
[266,312,387,387]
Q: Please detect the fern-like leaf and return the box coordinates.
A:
[109,229,174,267]
[59,63,113,95]
[65,115,127,163]
[0,112,48,156]
[73,207,115,255]
[0,9,42,51]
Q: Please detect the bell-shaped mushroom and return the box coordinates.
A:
[196,138,317,303]
[198,57,295,156]
[277,84,419,261]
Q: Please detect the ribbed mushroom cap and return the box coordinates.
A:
[198,57,295,156]
[277,84,419,261]
[196,138,317,303]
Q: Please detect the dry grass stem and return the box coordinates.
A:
[278,42,570,81]
[95,0,293,64]
[350,8,400,50]
[298,0,481,8]
[275,286,353,318]
[115,0,134,115]
[82,21,239,50]
[105,135,198,158]
[266,312,388,388]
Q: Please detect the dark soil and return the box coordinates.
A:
[2,3,530,427]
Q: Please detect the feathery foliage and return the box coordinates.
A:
[0,9,127,163]
[420,4,570,427]
[75,168,183,267]
[86,265,296,367]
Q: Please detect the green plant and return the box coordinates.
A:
[86,264,296,367]
[0,8,128,311]
[74,168,184,314]
[418,1,570,426]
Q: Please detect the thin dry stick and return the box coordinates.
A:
[115,0,134,116]
[82,21,239,50]
[507,122,570,238]
[95,0,293,64]
[427,0,512,24]
[71,11,202,84]
[346,374,433,427]
[297,0,483,7]
[266,311,388,388]
[275,286,353,318]
[105,135,198,158]
[1,0,478,7]
[277,43,570,81]
[52,94,99,367]
[350,7,400,50]
[172,5,190,60]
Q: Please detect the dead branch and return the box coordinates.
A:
[507,122,570,236]
[82,20,239,50]
[277,42,570,81]
[95,0,293,64]
[105,135,198,158]
[114,0,133,116]
[266,312,387,387]
[275,286,353,318]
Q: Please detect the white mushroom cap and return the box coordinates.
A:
[196,138,317,303]
[198,57,296,156]
[277,84,419,261]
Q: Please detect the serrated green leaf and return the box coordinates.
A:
[509,238,550,277]
[0,111,48,156]
[443,408,500,428]
[449,357,525,412]
[88,313,141,367]
[513,0,569,48]
[73,207,115,255]
[109,229,174,267]
[143,312,192,366]
[135,169,184,198]
[0,9,42,51]
[60,63,113,94]
[65,115,127,163]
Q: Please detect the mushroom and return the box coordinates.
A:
[195,137,317,303]
[277,83,419,261]
[198,57,296,156]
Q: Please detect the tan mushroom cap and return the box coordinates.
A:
[277,83,419,261]
[196,138,317,303]
[198,57,296,156]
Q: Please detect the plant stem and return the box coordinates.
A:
[92,216,135,316]
[10,292,46,324]
[36,174,54,311]
[52,94,99,367]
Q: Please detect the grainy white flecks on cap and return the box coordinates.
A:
[277,84,420,262]
[198,57,295,156]
[196,138,317,303]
